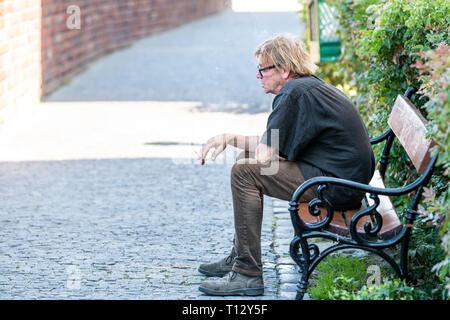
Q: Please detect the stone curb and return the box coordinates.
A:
[270,198,310,300]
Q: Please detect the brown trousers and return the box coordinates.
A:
[230,151,315,277]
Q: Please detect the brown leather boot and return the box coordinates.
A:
[199,271,264,296]
[198,255,234,277]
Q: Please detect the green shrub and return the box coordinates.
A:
[412,48,450,284]
[301,0,449,299]
[329,277,431,300]
[308,254,392,299]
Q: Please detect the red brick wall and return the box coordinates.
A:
[0,0,229,125]
[41,0,229,97]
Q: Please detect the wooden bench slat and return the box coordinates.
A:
[298,171,402,239]
[387,95,435,174]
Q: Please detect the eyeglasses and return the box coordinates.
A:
[257,65,275,78]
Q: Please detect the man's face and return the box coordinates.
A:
[256,56,286,95]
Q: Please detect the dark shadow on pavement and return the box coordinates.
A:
[44,11,304,115]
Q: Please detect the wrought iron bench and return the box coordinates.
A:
[288,87,438,300]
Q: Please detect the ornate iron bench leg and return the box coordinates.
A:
[295,271,309,300]
[290,236,310,300]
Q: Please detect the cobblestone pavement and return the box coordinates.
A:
[0,159,278,299]
[0,7,306,300]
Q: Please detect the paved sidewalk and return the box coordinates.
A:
[271,199,309,300]
[0,8,305,299]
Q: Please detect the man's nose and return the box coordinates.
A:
[256,71,261,79]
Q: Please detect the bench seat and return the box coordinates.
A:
[297,170,403,239]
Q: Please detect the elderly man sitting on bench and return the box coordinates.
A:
[197,33,375,296]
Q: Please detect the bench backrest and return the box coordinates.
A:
[387,95,435,174]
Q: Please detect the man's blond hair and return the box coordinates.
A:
[254,33,317,77]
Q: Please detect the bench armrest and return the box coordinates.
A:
[291,174,423,204]
[291,153,437,203]
[370,128,393,145]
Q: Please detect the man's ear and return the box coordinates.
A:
[282,68,291,80]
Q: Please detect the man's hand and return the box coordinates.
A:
[198,133,231,165]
